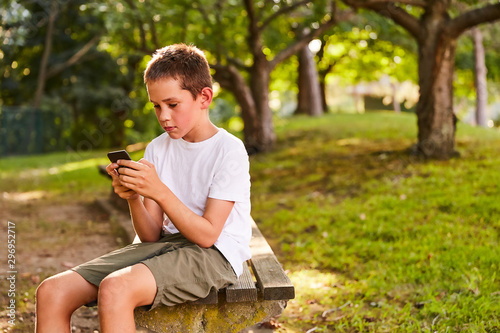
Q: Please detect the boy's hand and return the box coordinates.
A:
[106,162,140,201]
[116,159,164,201]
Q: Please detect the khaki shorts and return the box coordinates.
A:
[72,233,237,309]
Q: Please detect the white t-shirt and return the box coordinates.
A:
[143,128,252,277]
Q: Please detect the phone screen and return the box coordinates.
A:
[107,150,131,163]
[107,150,132,174]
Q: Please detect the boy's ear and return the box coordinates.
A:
[199,87,213,108]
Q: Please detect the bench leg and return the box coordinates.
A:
[134,300,287,333]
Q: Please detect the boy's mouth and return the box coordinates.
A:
[164,126,176,132]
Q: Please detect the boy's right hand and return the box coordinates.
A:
[106,162,140,200]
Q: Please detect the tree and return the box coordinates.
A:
[1,0,139,152]
[30,1,101,109]
[472,27,487,127]
[315,23,417,112]
[90,0,348,152]
[204,0,339,152]
[296,33,324,116]
[342,0,500,159]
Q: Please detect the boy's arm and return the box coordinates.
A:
[128,197,164,242]
[106,162,164,242]
[117,159,234,248]
[156,191,234,248]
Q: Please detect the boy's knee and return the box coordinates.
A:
[36,276,61,303]
[98,273,129,307]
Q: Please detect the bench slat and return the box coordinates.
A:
[226,263,258,302]
[191,289,218,305]
[249,219,295,301]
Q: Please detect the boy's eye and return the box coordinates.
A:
[153,104,160,109]
[169,103,178,108]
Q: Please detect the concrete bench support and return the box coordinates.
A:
[134,299,287,333]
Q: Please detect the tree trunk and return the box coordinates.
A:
[33,0,57,109]
[415,14,457,159]
[319,79,328,112]
[212,65,259,152]
[296,45,323,116]
[391,82,401,113]
[341,0,500,159]
[472,27,488,127]
[248,55,276,153]
[316,42,333,113]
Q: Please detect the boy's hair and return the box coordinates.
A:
[144,44,212,99]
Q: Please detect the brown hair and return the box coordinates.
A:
[144,44,212,99]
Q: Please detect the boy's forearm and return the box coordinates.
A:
[154,189,220,248]
[127,197,163,242]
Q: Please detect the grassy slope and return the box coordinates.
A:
[1,112,499,331]
[250,112,500,332]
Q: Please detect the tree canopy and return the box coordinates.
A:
[1,0,500,157]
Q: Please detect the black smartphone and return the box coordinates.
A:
[107,150,131,163]
[107,150,132,174]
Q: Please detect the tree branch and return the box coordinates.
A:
[447,3,500,39]
[260,0,312,31]
[123,0,151,53]
[244,0,262,55]
[350,0,427,7]
[342,0,421,40]
[227,56,251,71]
[192,0,212,26]
[46,34,100,78]
[34,0,58,108]
[269,7,346,70]
[150,18,160,50]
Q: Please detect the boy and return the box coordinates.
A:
[35,44,252,333]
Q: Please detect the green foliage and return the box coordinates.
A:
[0,0,158,153]
[3,0,500,156]
[455,24,500,106]
[250,112,500,331]
[318,25,418,86]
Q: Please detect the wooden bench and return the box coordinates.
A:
[96,167,295,332]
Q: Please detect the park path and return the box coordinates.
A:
[0,192,118,332]
[0,193,275,332]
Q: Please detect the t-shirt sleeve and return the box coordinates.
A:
[209,147,250,203]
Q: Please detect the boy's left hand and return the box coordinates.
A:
[117,159,164,200]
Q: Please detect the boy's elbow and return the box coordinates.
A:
[196,233,219,248]
[138,233,161,243]
[197,238,216,248]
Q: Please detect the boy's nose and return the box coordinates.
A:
[157,107,171,122]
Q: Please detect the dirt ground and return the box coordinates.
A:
[0,192,120,332]
[0,193,274,333]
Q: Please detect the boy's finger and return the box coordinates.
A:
[138,158,153,168]
[106,163,121,178]
[118,159,144,171]
[117,159,134,167]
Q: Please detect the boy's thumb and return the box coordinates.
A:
[138,158,153,168]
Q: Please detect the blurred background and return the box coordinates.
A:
[2,1,500,332]
[1,0,499,157]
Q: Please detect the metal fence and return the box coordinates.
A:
[0,106,71,157]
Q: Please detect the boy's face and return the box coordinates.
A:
[147,77,210,142]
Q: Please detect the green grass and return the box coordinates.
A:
[251,112,500,332]
[2,112,500,331]
[0,149,145,201]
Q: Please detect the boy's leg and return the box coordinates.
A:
[35,270,98,333]
[98,263,157,333]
